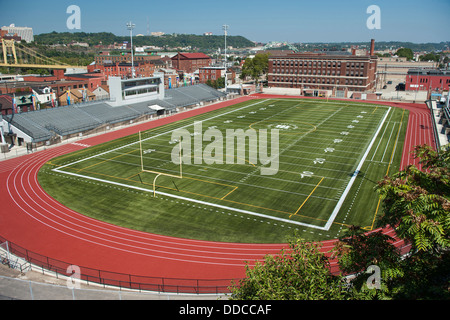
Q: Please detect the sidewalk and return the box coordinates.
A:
[0,264,227,300]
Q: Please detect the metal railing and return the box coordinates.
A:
[0,235,235,294]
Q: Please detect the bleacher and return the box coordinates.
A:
[3,84,227,143]
[441,105,450,141]
[429,98,450,148]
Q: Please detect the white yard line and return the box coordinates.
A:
[323,107,392,231]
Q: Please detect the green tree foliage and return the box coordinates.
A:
[34,32,254,50]
[229,238,356,300]
[334,227,404,299]
[395,48,414,61]
[205,77,225,89]
[240,53,269,83]
[376,145,450,252]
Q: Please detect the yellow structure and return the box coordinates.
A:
[0,39,84,70]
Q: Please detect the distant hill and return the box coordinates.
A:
[34,32,255,51]
[293,41,450,52]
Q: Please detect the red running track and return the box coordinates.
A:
[0,95,434,291]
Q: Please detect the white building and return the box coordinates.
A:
[1,24,34,43]
[92,85,110,100]
[31,86,56,107]
[107,73,165,106]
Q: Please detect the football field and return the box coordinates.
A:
[40,98,408,243]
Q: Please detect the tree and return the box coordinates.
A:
[354,144,449,299]
[335,145,449,300]
[334,226,404,299]
[395,48,414,61]
[240,53,269,84]
[205,77,225,89]
[376,145,450,252]
[229,238,356,300]
[419,52,440,63]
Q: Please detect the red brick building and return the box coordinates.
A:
[171,53,212,73]
[405,69,450,92]
[94,52,160,65]
[199,67,236,85]
[90,62,156,79]
[199,67,225,83]
[268,41,378,93]
[268,53,378,93]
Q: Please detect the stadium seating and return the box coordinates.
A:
[3,84,227,143]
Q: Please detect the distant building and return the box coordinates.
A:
[58,88,95,107]
[268,40,378,94]
[157,68,178,89]
[199,67,226,83]
[93,62,156,79]
[1,24,34,43]
[199,66,236,85]
[376,57,436,88]
[171,52,212,74]
[31,86,56,108]
[92,85,110,100]
[405,69,450,92]
[94,52,160,65]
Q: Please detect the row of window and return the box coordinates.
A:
[414,77,450,84]
[123,86,158,98]
[270,76,365,85]
[272,69,366,77]
[271,60,367,69]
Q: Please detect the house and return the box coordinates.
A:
[31,86,56,108]
[158,68,179,89]
[0,94,13,116]
[171,52,212,73]
[58,88,95,106]
[92,85,110,100]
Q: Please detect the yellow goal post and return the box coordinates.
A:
[139,131,183,197]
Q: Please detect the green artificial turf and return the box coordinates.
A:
[38,98,409,243]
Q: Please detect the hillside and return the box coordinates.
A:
[33,32,255,51]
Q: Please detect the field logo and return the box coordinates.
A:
[171,121,280,176]
[66,5,81,30]
[366,5,381,30]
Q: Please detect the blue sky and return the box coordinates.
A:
[1,0,449,43]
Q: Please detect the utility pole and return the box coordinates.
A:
[223,24,229,94]
[127,21,136,78]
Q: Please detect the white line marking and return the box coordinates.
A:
[323,107,392,231]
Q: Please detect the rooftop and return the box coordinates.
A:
[407,68,450,76]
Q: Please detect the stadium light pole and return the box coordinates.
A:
[223,24,229,94]
[127,21,136,79]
